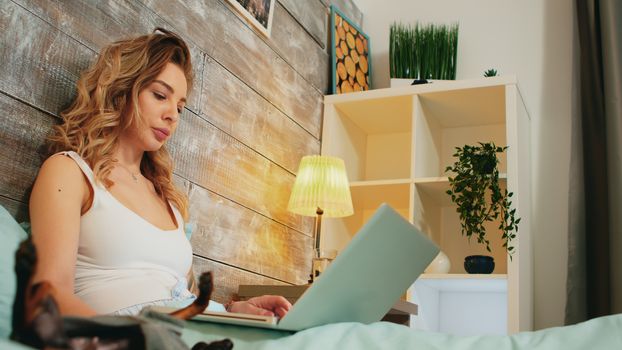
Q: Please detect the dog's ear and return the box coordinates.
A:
[11,238,36,341]
[196,272,213,308]
[168,271,213,320]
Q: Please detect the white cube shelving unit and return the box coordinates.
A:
[321,76,532,333]
[411,274,508,335]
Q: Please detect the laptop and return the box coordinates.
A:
[151,203,439,331]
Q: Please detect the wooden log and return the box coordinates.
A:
[201,58,320,174]
[340,40,349,57]
[337,61,347,81]
[187,182,312,284]
[342,17,351,33]
[138,0,323,139]
[192,256,289,304]
[356,36,364,55]
[10,0,205,114]
[277,0,327,49]
[270,2,329,93]
[349,22,358,36]
[359,54,368,74]
[345,56,356,78]
[336,46,344,59]
[168,109,315,235]
[337,26,346,41]
[351,48,359,64]
[341,80,353,93]
[356,68,366,86]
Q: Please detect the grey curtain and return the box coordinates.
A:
[567,0,622,324]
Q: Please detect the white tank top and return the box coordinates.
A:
[59,151,193,314]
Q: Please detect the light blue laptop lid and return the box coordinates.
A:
[278,203,440,331]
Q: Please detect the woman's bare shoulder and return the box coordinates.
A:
[31,153,92,217]
[35,154,86,191]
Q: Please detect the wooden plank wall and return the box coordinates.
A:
[0,0,362,303]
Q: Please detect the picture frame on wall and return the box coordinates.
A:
[225,0,276,37]
[330,5,371,94]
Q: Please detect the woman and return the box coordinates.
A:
[28,28,290,318]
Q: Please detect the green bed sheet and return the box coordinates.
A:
[2,314,620,349]
[181,314,622,350]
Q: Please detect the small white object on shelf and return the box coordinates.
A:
[424,251,451,274]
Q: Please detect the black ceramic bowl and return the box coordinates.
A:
[464,255,495,274]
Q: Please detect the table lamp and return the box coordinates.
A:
[287,155,354,282]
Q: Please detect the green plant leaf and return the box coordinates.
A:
[445,142,520,256]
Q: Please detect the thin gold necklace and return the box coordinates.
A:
[117,163,141,182]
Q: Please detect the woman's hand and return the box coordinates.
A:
[228,295,292,318]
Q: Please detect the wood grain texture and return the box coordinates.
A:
[0,195,29,223]
[270,2,329,93]
[138,0,323,139]
[12,0,164,49]
[0,1,94,116]
[188,182,313,284]
[201,58,320,174]
[192,256,288,303]
[0,92,57,206]
[2,0,359,300]
[172,173,191,199]
[10,0,205,113]
[278,0,327,49]
[321,0,363,28]
[168,109,315,235]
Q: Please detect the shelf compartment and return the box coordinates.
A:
[413,87,508,178]
[417,85,506,127]
[323,181,411,253]
[412,182,508,275]
[414,175,507,207]
[411,273,508,335]
[323,97,413,182]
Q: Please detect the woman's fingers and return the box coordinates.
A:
[231,295,292,317]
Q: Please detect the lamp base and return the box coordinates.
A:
[308,248,337,283]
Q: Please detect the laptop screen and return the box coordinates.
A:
[278,203,439,331]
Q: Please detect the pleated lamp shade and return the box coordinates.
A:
[287,155,353,217]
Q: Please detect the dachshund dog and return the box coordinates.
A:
[11,238,233,350]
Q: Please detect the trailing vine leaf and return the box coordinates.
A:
[445,142,520,257]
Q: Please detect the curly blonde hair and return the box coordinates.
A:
[49,28,192,220]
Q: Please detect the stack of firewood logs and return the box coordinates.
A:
[334,13,369,93]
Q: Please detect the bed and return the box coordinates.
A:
[2,205,621,350]
[176,314,622,350]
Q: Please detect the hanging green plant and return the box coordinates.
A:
[390,22,459,80]
[445,142,520,257]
